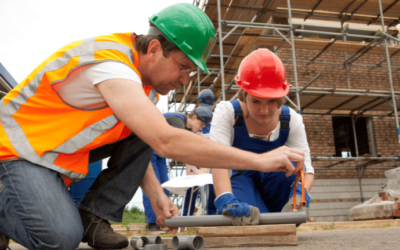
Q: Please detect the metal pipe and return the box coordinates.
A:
[217,0,226,101]
[226,23,289,31]
[164,211,306,227]
[291,90,400,98]
[341,20,351,89]
[172,236,205,250]
[351,113,360,157]
[285,96,299,110]
[287,0,301,114]
[311,156,399,161]
[293,29,381,40]
[299,73,322,93]
[378,0,400,149]
[222,25,239,42]
[381,31,400,43]
[357,166,366,203]
[224,20,291,28]
[274,28,292,45]
[197,68,200,94]
[315,166,396,170]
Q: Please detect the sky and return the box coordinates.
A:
[0,0,194,210]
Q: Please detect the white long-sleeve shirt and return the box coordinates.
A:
[209,101,314,174]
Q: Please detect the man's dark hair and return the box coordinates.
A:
[136,23,179,57]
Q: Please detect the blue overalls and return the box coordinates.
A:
[143,113,186,223]
[230,100,297,213]
[199,123,211,134]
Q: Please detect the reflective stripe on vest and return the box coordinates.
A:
[0,33,154,185]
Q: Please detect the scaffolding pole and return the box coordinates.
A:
[287,0,301,113]
[217,0,226,101]
[378,0,400,149]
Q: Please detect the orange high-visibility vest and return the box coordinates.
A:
[0,33,158,186]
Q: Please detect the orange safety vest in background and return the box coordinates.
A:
[0,33,158,186]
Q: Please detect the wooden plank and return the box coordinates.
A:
[278,0,400,19]
[244,0,265,22]
[161,235,297,249]
[257,0,284,23]
[255,37,400,55]
[194,224,296,237]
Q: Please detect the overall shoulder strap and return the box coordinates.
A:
[230,100,244,127]
[279,105,291,130]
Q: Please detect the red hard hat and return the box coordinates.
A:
[235,49,289,99]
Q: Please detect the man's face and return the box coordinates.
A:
[190,115,205,132]
[144,42,197,95]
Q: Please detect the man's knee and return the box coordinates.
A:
[28,223,83,250]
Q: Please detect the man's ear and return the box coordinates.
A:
[192,114,198,120]
[147,39,163,59]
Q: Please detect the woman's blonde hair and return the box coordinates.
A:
[237,89,286,108]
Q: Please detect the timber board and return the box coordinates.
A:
[255,37,400,55]
[194,224,296,237]
[278,0,400,20]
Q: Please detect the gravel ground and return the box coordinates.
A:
[8,227,400,250]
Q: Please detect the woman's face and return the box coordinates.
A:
[245,93,280,126]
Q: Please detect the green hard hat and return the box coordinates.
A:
[149,3,215,74]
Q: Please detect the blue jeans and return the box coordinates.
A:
[143,152,170,224]
[0,160,83,250]
[0,133,153,249]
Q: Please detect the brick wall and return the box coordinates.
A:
[274,48,400,179]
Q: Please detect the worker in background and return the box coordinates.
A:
[210,49,314,225]
[197,89,215,133]
[0,4,305,250]
[194,88,218,215]
[143,107,212,231]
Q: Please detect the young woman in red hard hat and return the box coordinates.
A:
[210,49,314,222]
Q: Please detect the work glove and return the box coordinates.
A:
[214,193,260,226]
[281,182,311,213]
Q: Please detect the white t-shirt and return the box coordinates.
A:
[52,61,158,110]
[209,101,314,174]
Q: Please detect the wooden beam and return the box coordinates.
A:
[177,80,193,111]
[194,224,296,238]
[255,37,400,55]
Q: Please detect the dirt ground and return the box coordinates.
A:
[8,220,400,250]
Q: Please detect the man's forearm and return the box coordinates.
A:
[158,128,260,171]
[140,162,164,199]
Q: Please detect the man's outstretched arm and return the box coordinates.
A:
[97,79,304,175]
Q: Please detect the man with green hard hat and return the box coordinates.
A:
[0,3,305,250]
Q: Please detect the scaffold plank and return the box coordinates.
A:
[255,37,400,55]
[278,0,400,20]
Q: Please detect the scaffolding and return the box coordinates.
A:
[168,0,400,201]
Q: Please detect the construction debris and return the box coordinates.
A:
[350,168,400,221]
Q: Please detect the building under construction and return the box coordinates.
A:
[168,0,400,222]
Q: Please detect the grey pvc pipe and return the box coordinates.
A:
[130,236,149,250]
[165,211,306,228]
[144,244,168,250]
[143,236,162,245]
[172,235,205,250]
